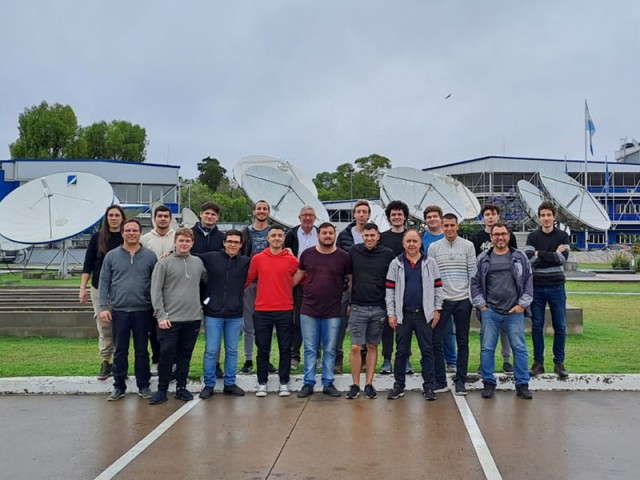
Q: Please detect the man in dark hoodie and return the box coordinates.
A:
[191,201,224,254]
[198,230,251,399]
[346,222,395,400]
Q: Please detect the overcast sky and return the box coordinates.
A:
[1,1,638,181]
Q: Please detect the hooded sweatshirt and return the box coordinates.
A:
[141,228,176,259]
[199,250,250,318]
[245,248,299,311]
[350,243,395,307]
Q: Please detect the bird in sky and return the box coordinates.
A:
[445,93,452,99]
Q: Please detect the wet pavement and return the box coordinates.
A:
[2,390,639,479]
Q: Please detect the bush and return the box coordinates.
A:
[611,252,632,270]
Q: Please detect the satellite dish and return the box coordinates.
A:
[119,204,147,219]
[539,171,611,230]
[381,167,480,221]
[368,202,391,232]
[233,155,318,197]
[241,165,329,228]
[0,234,30,252]
[181,207,199,228]
[516,180,547,224]
[0,172,114,244]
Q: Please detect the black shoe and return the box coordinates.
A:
[175,387,194,402]
[97,361,112,381]
[333,359,343,375]
[405,360,414,375]
[530,361,545,376]
[346,384,361,399]
[423,388,436,401]
[454,379,467,396]
[554,362,569,379]
[502,362,514,374]
[481,382,496,399]
[516,383,533,400]
[223,384,245,396]
[387,385,405,400]
[364,383,378,399]
[199,386,215,399]
[107,388,126,401]
[138,387,153,399]
[215,362,224,379]
[240,360,253,374]
[322,383,341,397]
[298,384,315,398]
[149,390,168,405]
[268,362,277,374]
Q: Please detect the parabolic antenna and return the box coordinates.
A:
[368,202,391,232]
[0,234,30,252]
[539,171,611,231]
[233,155,318,197]
[0,172,114,244]
[181,207,199,228]
[241,165,329,228]
[381,167,480,221]
[516,180,547,224]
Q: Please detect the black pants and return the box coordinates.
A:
[111,309,152,390]
[156,320,201,391]
[254,310,293,385]
[291,286,303,362]
[434,299,472,383]
[393,310,434,390]
[149,321,161,364]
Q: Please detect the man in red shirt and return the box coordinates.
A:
[245,225,300,397]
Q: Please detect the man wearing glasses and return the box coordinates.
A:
[471,223,533,400]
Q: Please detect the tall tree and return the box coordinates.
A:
[80,120,147,162]
[197,157,227,191]
[313,154,392,201]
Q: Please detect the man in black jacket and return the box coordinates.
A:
[191,202,224,254]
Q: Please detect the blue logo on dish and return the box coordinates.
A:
[67,175,77,187]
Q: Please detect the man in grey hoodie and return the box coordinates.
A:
[99,219,157,401]
[149,228,207,405]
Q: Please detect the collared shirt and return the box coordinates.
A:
[296,226,318,259]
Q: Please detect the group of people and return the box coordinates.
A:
[81,196,570,403]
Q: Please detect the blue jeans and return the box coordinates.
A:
[443,315,457,366]
[480,308,530,386]
[300,315,340,387]
[531,285,567,364]
[203,316,243,387]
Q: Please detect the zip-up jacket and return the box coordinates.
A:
[199,251,250,318]
[82,231,123,289]
[470,247,534,316]
[350,243,395,307]
[150,252,206,322]
[337,222,357,252]
[191,222,224,254]
[385,253,443,324]
[99,245,157,312]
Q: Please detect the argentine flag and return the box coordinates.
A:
[585,100,596,156]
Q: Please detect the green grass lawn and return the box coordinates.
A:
[566,281,640,293]
[0,272,79,287]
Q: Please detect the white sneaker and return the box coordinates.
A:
[256,384,268,397]
[150,363,159,376]
[278,383,291,397]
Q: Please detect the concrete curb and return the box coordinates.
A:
[2,373,640,395]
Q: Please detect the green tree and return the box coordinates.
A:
[10,101,82,158]
[197,157,227,191]
[180,180,251,223]
[313,154,392,201]
[80,120,147,162]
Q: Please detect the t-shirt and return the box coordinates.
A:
[421,231,444,250]
[471,229,518,257]
[486,251,518,314]
[250,226,270,255]
[299,248,352,318]
[379,230,405,256]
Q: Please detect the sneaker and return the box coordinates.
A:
[379,359,392,375]
[138,387,153,399]
[290,359,300,370]
[322,383,341,397]
[107,388,126,401]
[364,383,378,399]
[446,364,457,374]
[97,361,112,380]
[215,362,224,379]
[387,385,405,400]
[434,383,450,393]
[333,359,343,375]
[240,360,253,374]
[175,387,194,402]
[516,383,533,399]
[256,383,268,397]
[530,361,545,376]
[278,383,291,397]
[481,382,496,399]
[297,384,315,398]
[454,379,467,396]
[503,362,514,374]
[199,386,215,399]
[149,390,168,405]
[554,362,569,379]
[150,363,159,376]
[423,388,436,401]
[405,360,414,375]
[223,384,245,396]
[346,384,361,399]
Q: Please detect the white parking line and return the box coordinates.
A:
[94,398,201,480]
[451,393,503,480]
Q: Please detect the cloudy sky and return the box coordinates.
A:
[1,1,638,181]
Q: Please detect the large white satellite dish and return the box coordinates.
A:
[381,167,480,221]
[368,202,391,232]
[181,207,199,228]
[0,234,30,252]
[233,155,318,197]
[516,180,547,224]
[241,165,329,228]
[539,171,611,231]
[0,172,114,244]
